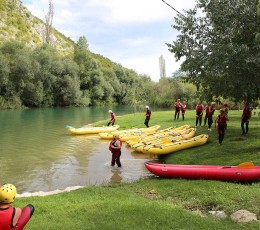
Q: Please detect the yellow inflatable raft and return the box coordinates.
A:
[142,134,208,155]
[99,125,161,140]
[68,125,120,135]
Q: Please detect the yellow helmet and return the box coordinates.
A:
[211,102,216,105]
[113,133,120,138]
[0,184,17,204]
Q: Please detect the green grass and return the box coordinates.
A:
[15,110,260,229]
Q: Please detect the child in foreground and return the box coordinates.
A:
[0,184,34,230]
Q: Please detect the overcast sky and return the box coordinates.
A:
[21,0,196,82]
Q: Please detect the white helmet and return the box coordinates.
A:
[108,110,112,113]
[145,105,149,109]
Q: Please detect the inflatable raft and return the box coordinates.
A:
[142,134,208,155]
[99,125,161,140]
[131,128,196,153]
[67,125,120,135]
[144,162,260,182]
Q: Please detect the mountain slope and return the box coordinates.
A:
[0,0,75,54]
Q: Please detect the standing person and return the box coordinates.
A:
[144,105,151,128]
[107,110,116,126]
[181,101,187,120]
[241,101,252,135]
[174,99,182,120]
[222,103,229,129]
[204,102,211,126]
[109,133,122,167]
[195,101,204,127]
[0,184,35,230]
[215,109,228,144]
[207,102,216,131]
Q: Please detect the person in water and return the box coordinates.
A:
[107,110,116,126]
[0,183,35,230]
[109,133,122,167]
[144,105,151,127]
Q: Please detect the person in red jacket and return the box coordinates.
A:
[195,101,204,127]
[0,184,34,230]
[107,110,116,126]
[109,133,122,167]
[181,101,187,120]
[204,102,210,126]
[144,105,151,127]
[174,99,182,120]
[241,101,252,135]
[207,102,216,131]
[215,109,228,144]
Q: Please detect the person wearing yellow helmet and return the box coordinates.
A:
[109,133,122,167]
[0,184,34,230]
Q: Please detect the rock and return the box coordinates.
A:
[230,209,258,222]
[208,211,227,219]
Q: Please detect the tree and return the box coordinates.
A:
[45,0,54,45]
[167,0,260,102]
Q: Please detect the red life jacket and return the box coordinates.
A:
[0,206,15,230]
[175,102,181,108]
[109,138,122,153]
[181,104,187,111]
[205,105,210,113]
[242,107,251,118]
[217,115,227,125]
[196,104,204,112]
[145,110,151,117]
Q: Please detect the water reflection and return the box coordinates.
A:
[0,107,154,194]
[110,168,123,183]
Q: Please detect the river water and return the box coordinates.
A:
[0,106,153,194]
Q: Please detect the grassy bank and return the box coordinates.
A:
[15,110,260,229]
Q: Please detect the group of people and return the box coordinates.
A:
[107,100,252,166]
[174,99,187,121]
[175,99,252,145]
[0,184,34,230]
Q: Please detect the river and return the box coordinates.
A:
[0,106,154,194]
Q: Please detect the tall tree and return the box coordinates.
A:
[45,0,54,45]
[167,0,260,102]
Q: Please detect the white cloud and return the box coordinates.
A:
[22,0,196,81]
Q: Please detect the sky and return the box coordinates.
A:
[21,0,196,82]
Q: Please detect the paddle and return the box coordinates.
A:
[223,162,254,169]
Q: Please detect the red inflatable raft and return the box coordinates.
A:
[144,162,260,182]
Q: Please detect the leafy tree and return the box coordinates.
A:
[167,0,260,102]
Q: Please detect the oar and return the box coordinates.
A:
[236,162,254,168]
[223,162,254,169]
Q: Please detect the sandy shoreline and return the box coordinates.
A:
[17,186,84,197]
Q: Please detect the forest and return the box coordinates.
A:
[0,0,259,109]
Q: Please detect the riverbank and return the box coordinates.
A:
[14,110,260,229]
